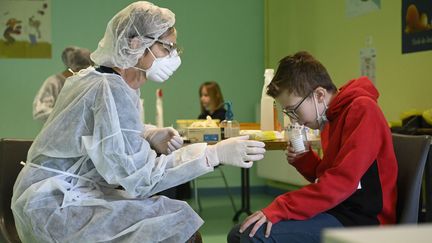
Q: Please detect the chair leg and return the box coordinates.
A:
[192,179,202,213]
[218,167,237,212]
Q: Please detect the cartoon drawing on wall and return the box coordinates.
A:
[0,0,51,58]
[28,16,41,45]
[3,17,22,44]
[402,0,432,53]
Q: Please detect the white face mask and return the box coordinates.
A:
[134,48,181,83]
[312,93,328,130]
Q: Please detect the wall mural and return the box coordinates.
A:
[0,0,51,58]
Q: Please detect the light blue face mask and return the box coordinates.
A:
[313,93,328,130]
[133,48,181,83]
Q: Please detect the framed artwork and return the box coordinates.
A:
[0,0,51,58]
[402,0,432,54]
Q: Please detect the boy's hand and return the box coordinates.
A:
[239,211,272,238]
[285,141,300,164]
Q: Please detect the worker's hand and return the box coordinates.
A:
[239,211,272,238]
[142,127,183,155]
[285,140,301,164]
[206,135,265,168]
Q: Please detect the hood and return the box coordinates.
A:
[327,76,379,120]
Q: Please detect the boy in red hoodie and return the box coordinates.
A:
[228,51,398,243]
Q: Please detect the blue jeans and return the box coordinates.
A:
[227,213,343,243]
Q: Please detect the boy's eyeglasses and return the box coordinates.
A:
[282,91,312,121]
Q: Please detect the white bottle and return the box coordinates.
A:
[260,69,275,131]
[156,89,163,128]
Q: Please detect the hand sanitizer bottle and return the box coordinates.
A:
[260,69,275,131]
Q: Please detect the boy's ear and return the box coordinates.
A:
[314,87,327,103]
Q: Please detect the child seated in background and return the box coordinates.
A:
[198,81,226,121]
[176,81,227,199]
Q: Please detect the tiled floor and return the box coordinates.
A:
[186,193,275,243]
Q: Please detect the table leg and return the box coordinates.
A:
[233,168,252,222]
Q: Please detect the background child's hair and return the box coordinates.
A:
[199,81,224,113]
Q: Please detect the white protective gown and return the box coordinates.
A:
[32,73,67,122]
[12,67,213,242]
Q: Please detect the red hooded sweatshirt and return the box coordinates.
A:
[262,77,398,226]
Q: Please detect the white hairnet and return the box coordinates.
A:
[90,1,175,69]
[61,46,93,72]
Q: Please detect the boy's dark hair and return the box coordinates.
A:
[266,51,337,98]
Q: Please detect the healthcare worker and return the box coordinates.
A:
[32,46,93,122]
[11,2,265,243]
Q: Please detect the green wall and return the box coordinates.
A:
[0,0,265,187]
[3,0,430,190]
[265,0,432,122]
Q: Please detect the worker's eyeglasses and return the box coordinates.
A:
[154,39,183,56]
[282,91,312,121]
